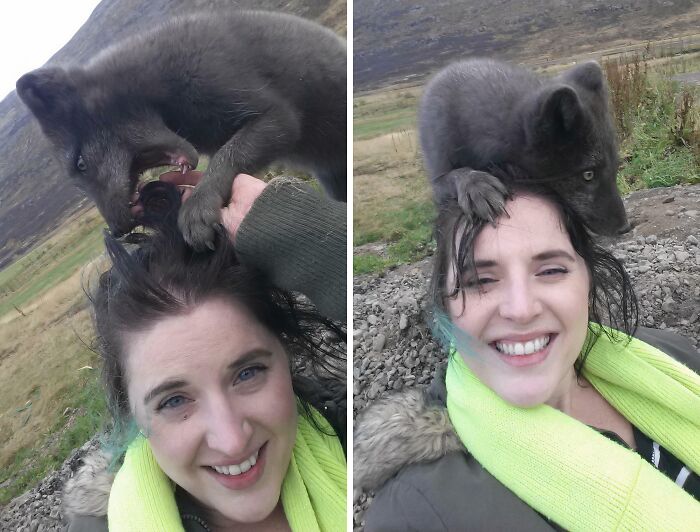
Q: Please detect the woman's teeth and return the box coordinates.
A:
[212,449,259,476]
[495,335,550,356]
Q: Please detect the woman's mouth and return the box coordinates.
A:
[206,443,266,490]
[492,334,556,367]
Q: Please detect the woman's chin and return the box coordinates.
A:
[209,495,280,526]
[491,379,555,409]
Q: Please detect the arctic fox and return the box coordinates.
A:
[18,10,346,249]
[419,58,629,235]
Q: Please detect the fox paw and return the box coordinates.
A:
[451,169,508,223]
[178,187,223,251]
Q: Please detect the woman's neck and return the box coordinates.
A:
[179,490,291,532]
[546,370,636,449]
[208,503,291,532]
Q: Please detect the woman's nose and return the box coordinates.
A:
[498,278,543,323]
[204,396,253,456]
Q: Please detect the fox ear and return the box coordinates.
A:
[529,85,584,143]
[16,67,77,124]
[560,61,604,92]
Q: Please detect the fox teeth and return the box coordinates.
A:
[495,335,550,356]
[212,449,259,476]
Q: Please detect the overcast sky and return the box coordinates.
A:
[1,1,101,99]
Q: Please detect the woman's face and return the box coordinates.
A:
[446,195,591,408]
[124,297,297,525]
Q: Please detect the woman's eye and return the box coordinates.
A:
[158,395,188,410]
[537,267,569,277]
[463,277,496,289]
[237,365,267,384]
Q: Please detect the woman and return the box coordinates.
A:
[64,174,347,531]
[355,183,699,530]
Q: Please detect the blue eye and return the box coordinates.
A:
[158,395,188,410]
[238,366,261,382]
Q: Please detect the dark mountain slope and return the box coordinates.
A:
[354,0,700,90]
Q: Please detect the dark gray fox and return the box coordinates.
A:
[419,58,629,235]
[17,10,346,250]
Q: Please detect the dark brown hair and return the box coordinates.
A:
[90,183,344,451]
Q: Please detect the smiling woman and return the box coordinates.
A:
[62,176,347,531]
[355,182,700,530]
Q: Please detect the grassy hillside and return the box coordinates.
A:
[0,208,107,504]
[354,47,700,275]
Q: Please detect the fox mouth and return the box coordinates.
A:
[125,149,196,224]
[130,150,195,201]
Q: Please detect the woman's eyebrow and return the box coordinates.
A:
[144,379,188,406]
[227,349,273,373]
[473,259,497,268]
[532,249,576,262]
[472,249,575,269]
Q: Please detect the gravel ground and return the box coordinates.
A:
[353,184,700,530]
[0,437,100,532]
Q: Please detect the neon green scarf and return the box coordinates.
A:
[446,325,700,531]
[107,405,346,531]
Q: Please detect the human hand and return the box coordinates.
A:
[159,171,267,242]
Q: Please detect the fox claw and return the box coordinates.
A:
[177,186,223,252]
[450,168,509,223]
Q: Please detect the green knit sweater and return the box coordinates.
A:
[235,178,346,323]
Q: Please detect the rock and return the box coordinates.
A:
[366,381,383,400]
[686,235,698,246]
[675,251,690,263]
[372,334,386,352]
[662,196,674,204]
[399,314,408,330]
[661,297,675,312]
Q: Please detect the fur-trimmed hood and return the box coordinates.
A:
[62,448,114,519]
[353,371,462,494]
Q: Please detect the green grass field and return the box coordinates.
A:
[0,208,108,505]
[0,212,105,316]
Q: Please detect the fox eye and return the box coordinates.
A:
[76,155,87,173]
[582,170,594,181]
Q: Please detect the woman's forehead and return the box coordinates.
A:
[123,297,280,380]
[473,195,570,256]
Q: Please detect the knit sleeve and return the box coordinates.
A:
[234,177,346,323]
